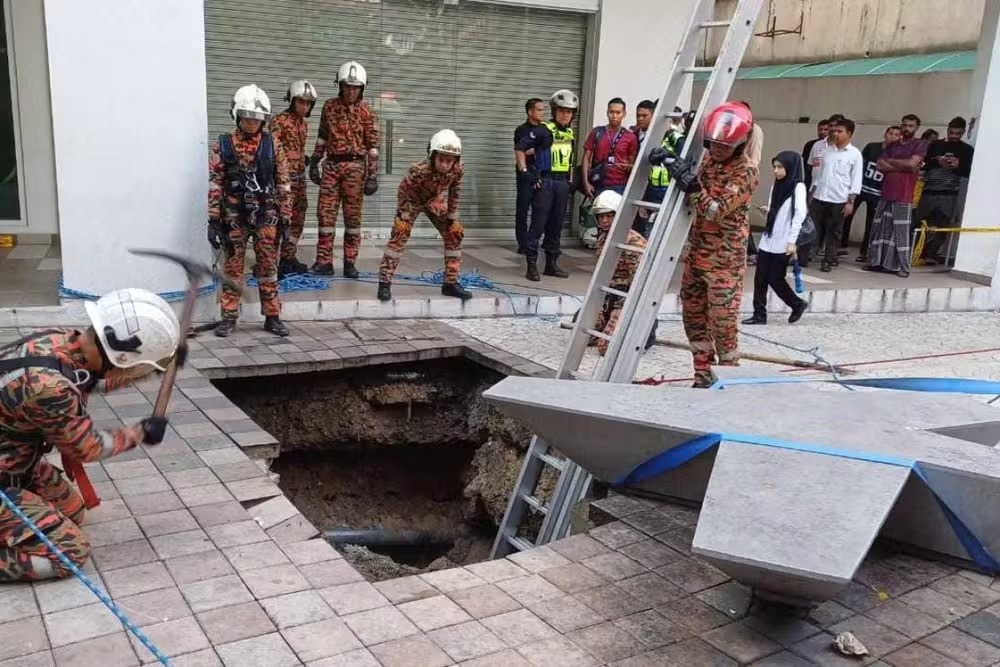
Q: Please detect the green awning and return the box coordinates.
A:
[695,51,976,82]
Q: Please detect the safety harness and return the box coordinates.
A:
[219,132,277,229]
[0,334,101,508]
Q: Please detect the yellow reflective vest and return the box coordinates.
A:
[544,120,574,174]
[649,128,684,187]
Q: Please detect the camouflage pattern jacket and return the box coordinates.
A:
[0,330,139,474]
[686,155,759,271]
[312,98,380,164]
[398,160,464,220]
[208,130,293,220]
[269,111,309,177]
[597,229,647,291]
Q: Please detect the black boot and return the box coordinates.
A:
[789,300,808,324]
[525,257,540,282]
[442,283,472,301]
[377,283,392,302]
[741,315,767,325]
[215,318,237,338]
[311,262,334,276]
[264,316,289,337]
[543,256,569,278]
[289,258,308,274]
[342,262,359,280]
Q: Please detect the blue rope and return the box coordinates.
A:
[57,275,216,304]
[0,487,171,665]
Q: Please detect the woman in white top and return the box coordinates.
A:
[743,151,809,325]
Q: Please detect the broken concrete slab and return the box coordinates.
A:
[482,374,1000,603]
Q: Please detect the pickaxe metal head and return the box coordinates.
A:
[129,248,241,292]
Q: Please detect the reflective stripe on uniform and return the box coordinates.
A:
[383,248,402,259]
[444,250,462,259]
[98,431,117,459]
[344,228,362,236]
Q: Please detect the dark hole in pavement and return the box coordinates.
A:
[214,357,530,580]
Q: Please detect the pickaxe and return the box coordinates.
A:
[129,249,241,417]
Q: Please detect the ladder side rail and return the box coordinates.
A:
[490,435,553,558]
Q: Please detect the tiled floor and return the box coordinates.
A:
[1,319,999,666]
[0,238,981,311]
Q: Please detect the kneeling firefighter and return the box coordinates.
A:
[208,84,292,338]
[0,288,181,581]
[651,101,759,387]
[377,129,471,302]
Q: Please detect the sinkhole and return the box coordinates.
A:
[213,357,534,580]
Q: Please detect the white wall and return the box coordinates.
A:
[45,0,210,296]
[592,0,697,128]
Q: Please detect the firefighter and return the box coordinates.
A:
[515,89,579,281]
[589,190,657,355]
[269,79,318,277]
[309,61,380,278]
[207,84,292,338]
[0,288,181,581]
[653,101,759,387]
[377,130,471,303]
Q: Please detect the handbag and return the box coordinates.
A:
[797,215,817,247]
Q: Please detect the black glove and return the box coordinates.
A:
[140,416,168,445]
[648,147,672,167]
[666,156,701,194]
[207,218,224,250]
[309,159,322,186]
[174,343,188,368]
[364,174,379,196]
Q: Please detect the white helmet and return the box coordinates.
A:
[230,84,271,122]
[84,288,181,372]
[284,79,318,103]
[592,190,623,215]
[550,89,579,111]
[428,129,462,157]
[337,61,368,88]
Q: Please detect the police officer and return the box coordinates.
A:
[207,84,291,338]
[636,111,687,237]
[514,89,579,282]
[270,79,318,277]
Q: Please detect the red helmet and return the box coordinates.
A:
[703,101,753,147]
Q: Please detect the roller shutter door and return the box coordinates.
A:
[205,0,587,240]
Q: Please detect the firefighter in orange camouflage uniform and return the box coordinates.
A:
[208,84,292,339]
[377,130,471,302]
[653,101,759,387]
[0,288,180,581]
[309,61,380,279]
[269,79,318,277]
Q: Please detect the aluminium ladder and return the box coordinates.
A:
[490,0,766,559]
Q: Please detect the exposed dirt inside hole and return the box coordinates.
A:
[214,357,542,581]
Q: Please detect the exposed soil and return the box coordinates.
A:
[214,357,534,580]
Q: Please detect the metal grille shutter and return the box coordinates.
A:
[205,0,586,239]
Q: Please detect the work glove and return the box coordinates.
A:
[207,218,225,250]
[309,159,322,186]
[665,156,701,194]
[364,174,379,196]
[174,343,188,368]
[648,146,673,167]
[139,416,168,445]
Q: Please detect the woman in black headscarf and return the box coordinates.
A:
[743,151,810,325]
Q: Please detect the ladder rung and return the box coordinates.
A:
[633,199,662,210]
[538,452,567,469]
[568,369,592,382]
[505,534,534,552]
[585,328,612,342]
[699,20,731,29]
[615,242,646,253]
[683,66,715,74]
[520,493,548,513]
[600,286,628,298]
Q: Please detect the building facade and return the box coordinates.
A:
[2,0,688,296]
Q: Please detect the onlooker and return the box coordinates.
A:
[866,113,927,278]
[513,98,545,255]
[635,108,686,237]
[915,116,974,264]
[809,118,863,272]
[743,151,809,326]
[738,101,764,262]
[582,97,639,197]
[852,125,901,263]
[632,100,656,145]
[807,113,845,255]
[802,119,830,191]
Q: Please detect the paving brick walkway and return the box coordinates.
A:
[0,316,998,666]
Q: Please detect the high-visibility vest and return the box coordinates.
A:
[649,128,684,188]
[544,120,574,174]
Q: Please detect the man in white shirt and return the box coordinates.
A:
[810,117,863,272]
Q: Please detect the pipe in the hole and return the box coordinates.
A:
[323,528,453,551]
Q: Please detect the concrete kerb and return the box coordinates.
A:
[0,284,992,328]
